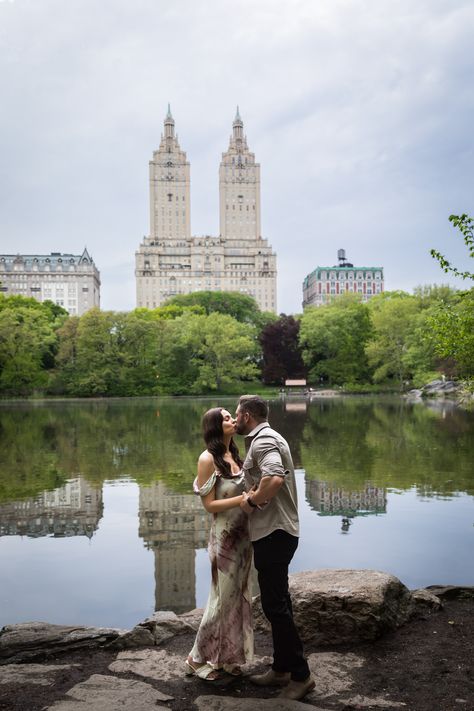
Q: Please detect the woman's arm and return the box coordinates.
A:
[197,451,244,514]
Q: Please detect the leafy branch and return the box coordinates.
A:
[430,214,474,280]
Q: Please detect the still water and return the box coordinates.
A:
[0,396,473,630]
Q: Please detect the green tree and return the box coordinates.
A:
[71,308,119,396]
[365,292,421,386]
[0,308,52,394]
[111,311,162,395]
[299,295,372,385]
[54,316,80,394]
[154,312,201,395]
[186,311,259,392]
[0,295,66,395]
[163,290,271,327]
[427,289,474,378]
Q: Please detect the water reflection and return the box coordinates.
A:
[0,477,102,538]
[305,480,386,517]
[1,396,472,501]
[0,397,472,627]
[138,482,210,613]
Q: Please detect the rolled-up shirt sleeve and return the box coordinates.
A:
[253,436,287,478]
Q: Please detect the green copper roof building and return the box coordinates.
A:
[302,249,384,308]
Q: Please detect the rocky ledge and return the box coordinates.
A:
[407,378,474,405]
[2,569,470,665]
[1,571,473,711]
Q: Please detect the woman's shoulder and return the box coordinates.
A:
[198,449,214,468]
[195,450,218,495]
[197,450,217,482]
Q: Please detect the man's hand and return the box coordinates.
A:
[240,491,255,514]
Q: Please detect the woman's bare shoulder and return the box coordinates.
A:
[198,450,215,474]
[197,450,216,487]
[198,449,214,466]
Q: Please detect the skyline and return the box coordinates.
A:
[1,0,473,314]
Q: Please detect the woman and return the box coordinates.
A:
[185,407,253,681]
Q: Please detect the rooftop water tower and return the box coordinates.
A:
[337,249,353,267]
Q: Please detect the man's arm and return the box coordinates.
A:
[240,437,286,512]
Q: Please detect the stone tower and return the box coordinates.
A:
[135,107,277,312]
[219,106,261,241]
[148,104,191,243]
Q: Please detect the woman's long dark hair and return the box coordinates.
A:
[202,408,243,478]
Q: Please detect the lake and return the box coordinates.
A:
[0,396,473,630]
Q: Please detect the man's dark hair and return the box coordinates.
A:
[238,395,268,422]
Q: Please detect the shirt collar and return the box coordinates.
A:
[245,421,270,439]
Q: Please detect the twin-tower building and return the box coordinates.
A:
[135,107,277,312]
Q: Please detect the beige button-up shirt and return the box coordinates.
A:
[243,422,299,542]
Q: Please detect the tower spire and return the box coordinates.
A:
[164,104,175,139]
[232,106,243,142]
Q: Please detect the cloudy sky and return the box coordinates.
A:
[1,0,473,314]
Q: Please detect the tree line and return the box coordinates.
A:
[0,283,472,398]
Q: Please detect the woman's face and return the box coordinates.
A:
[220,409,236,437]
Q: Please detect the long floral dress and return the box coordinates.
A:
[189,470,254,667]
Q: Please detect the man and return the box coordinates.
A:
[235,395,315,700]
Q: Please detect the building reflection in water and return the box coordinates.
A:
[139,482,211,614]
[0,477,103,539]
[305,479,386,532]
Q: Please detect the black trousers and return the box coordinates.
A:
[252,529,310,681]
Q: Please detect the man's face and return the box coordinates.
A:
[234,405,251,435]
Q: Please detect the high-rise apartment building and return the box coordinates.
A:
[0,249,100,315]
[302,250,384,308]
[135,107,277,312]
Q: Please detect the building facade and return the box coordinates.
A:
[135,107,277,312]
[302,250,384,308]
[0,248,100,315]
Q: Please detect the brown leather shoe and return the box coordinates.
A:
[249,669,291,686]
[278,675,316,699]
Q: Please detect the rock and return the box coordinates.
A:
[138,610,196,644]
[422,379,459,396]
[307,651,364,697]
[45,673,170,710]
[0,622,122,665]
[107,625,154,650]
[253,570,414,645]
[177,608,204,631]
[194,697,331,710]
[340,695,407,707]
[0,663,80,686]
[425,585,474,600]
[109,647,185,681]
[410,588,442,616]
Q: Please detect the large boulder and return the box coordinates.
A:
[253,569,419,645]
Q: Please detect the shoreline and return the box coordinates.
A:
[1,581,473,711]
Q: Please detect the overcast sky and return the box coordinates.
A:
[1,0,473,314]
